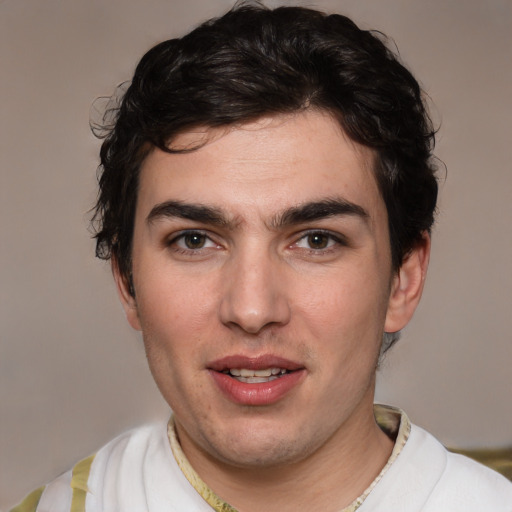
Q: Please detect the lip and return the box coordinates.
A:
[208,354,303,372]
[207,354,306,406]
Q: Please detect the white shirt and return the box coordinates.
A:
[13,406,512,512]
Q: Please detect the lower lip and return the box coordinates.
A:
[209,370,306,406]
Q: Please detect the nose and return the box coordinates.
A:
[219,248,291,334]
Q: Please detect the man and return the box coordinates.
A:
[11,3,512,511]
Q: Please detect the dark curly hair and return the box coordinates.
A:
[91,2,438,294]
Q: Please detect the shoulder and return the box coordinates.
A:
[424,443,512,511]
[9,423,176,512]
[361,420,512,512]
[401,424,512,511]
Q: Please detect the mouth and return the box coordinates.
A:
[222,367,291,383]
[207,355,306,405]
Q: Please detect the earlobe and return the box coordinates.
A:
[112,258,142,331]
[384,233,431,334]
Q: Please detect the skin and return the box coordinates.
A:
[115,110,430,511]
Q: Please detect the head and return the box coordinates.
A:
[90,1,437,478]
[92,2,437,295]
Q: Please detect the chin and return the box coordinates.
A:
[202,422,321,469]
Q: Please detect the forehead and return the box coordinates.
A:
[137,111,382,221]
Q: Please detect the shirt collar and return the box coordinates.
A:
[167,404,411,512]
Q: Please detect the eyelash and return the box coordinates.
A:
[167,230,219,254]
[293,230,347,253]
[166,229,347,256]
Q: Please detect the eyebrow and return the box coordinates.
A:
[271,198,369,229]
[147,200,231,227]
[146,197,369,229]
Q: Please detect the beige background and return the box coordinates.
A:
[1,0,511,508]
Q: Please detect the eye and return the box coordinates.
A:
[170,230,218,251]
[306,233,331,249]
[295,231,339,250]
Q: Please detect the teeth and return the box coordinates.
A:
[230,368,285,378]
[243,376,279,383]
[254,369,272,377]
[226,367,290,383]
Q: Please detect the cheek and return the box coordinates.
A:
[294,267,390,362]
[300,270,387,326]
[133,269,222,389]
[135,279,211,407]
[136,264,217,330]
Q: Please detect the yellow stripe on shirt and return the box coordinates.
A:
[9,486,45,512]
[70,454,95,512]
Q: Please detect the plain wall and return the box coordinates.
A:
[1,0,511,508]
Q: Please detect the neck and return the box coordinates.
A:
[176,399,394,512]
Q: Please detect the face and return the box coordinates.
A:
[116,110,425,470]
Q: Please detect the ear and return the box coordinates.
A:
[384,233,431,333]
[112,258,142,331]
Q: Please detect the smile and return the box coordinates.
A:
[223,368,289,383]
[208,356,306,405]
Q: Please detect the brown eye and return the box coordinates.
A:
[182,233,207,249]
[170,231,217,251]
[307,233,329,249]
[294,231,343,252]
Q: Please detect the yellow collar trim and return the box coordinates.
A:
[167,404,410,512]
[167,418,237,512]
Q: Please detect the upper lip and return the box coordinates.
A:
[207,354,304,372]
